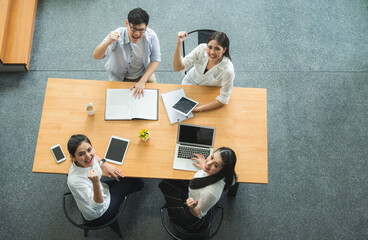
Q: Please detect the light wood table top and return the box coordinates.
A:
[33,78,268,183]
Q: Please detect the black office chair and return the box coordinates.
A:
[160,204,224,240]
[62,192,128,238]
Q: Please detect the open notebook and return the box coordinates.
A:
[105,89,158,120]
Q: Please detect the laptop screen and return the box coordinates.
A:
[178,124,215,147]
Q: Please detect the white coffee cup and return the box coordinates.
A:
[85,102,94,116]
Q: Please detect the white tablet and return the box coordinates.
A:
[171,96,198,116]
[104,136,130,165]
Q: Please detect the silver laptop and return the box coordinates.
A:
[173,123,216,171]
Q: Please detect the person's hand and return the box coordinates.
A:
[191,153,205,169]
[186,197,198,209]
[177,31,188,43]
[87,169,100,184]
[101,163,124,181]
[107,31,120,44]
[130,80,146,99]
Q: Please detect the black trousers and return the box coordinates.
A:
[88,177,144,225]
[159,179,211,231]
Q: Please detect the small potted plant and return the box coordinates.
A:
[138,128,151,142]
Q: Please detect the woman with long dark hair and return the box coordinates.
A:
[173,31,235,112]
[159,147,237,230]
[67,134,144,224]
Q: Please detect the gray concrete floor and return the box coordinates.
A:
[0,0,367,239]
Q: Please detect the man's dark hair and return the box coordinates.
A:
[128,8,149,26]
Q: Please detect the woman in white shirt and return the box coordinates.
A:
[67,134,144,224]
[173,31,235,112]
[159,147,237,230]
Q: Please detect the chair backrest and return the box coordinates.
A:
[160,204,224,240]
[62,192,127,231]
[182,29,217,57]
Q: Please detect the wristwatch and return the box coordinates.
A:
[99,158,106,166]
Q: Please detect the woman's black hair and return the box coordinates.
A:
[67,134,92,157]
[207,32,231,61]
[128,8,149,26]
[189,147,237,191]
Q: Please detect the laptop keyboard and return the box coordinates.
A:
[178,146,211,159]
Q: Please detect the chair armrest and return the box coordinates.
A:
[62,192,128,230]
[208,205,224,239]
[160,205,182,240]
[62,192,85,228]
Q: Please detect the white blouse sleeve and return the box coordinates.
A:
[197,192,218,218]
[71,181,105,211]
[181,44,206,70]
[216,69,235,104]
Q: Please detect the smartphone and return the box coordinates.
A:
[51,144,66,163]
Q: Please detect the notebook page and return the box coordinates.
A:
[105,89,132,120]
[131,89,158,120]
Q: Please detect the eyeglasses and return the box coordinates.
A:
[129,24,146,34]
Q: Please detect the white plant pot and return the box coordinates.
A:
[141,132,151,142]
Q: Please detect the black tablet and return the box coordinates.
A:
[104,136,130,165]
[171,96,198,116]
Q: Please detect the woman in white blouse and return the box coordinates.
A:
[67,134,144,224]
[159,147,237,230]
[173,31,235,112]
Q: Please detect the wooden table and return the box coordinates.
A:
[33,78,268,185]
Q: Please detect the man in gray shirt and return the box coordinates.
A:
[94,8,161,98]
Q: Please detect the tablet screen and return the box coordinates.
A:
[104,136,130,165]
[172,97,198,116]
